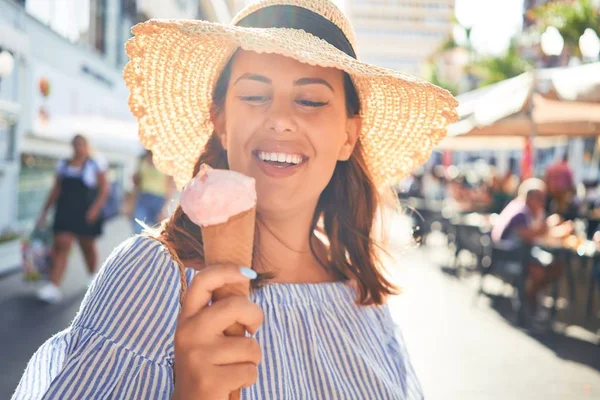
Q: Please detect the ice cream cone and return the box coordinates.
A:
[201,207,256,269]
[202,206,256,334]
[201,207,256,400]
[180,165,257,400]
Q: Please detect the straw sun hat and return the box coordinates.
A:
[124,0,459,189]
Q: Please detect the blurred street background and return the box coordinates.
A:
[1,0,600,399]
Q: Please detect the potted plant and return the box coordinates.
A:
[0,229,22,275]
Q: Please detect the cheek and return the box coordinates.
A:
[301,120,347,193]
[305,116,347,161]
[223,104,262,171]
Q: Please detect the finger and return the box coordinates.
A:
[216,363,258,390]
[210,337,262,366]
[197,296,263,335]
[179,265,256,321]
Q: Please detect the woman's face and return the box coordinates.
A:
[72,137,89,158]
[218,51,360,216]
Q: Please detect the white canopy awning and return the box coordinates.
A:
[444,62,600,142]
[31,115,143,156]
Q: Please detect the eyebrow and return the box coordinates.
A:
[234,74,335,92]
[295,77,335,92]
[234,73,271,85]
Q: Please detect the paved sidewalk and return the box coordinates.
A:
[385,213,600,400]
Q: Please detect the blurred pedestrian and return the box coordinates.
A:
[35,134,110,303]
[130,150,175,234]
[544,153,578,220]
[491,178,572,324]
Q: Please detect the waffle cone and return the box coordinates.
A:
[201,207,256,400]
[202,207,256,269]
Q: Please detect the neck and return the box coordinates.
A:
[254,205,333,284]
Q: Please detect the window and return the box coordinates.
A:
[118,0,137,67]
[90,0,107,53]
[0,123,16,162]
[25,0,107,54]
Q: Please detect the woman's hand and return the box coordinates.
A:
[86,206,101,224]
[172,265,263,400]
[36,213,47,230]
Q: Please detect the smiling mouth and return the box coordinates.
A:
[254,151,308,168]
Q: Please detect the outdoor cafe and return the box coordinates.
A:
[403,62,600,335]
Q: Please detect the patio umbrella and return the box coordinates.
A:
[443,62,600,141]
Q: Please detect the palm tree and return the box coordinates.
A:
[468,41,533,87]
[528,0,600,57]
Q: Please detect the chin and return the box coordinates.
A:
[255,180,319,218]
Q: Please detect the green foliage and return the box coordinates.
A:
[529,0,600,56]
[439,35,458,53]
[469,41,533,87]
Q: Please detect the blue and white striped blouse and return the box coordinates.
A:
[12,236,423,399]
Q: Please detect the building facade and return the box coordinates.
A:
[0,0,205,232]
[345,0,455,76]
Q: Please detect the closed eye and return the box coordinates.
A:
[239,96,270,104]
[296,100,329,108]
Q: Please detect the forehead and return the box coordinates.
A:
[229,50,344,84]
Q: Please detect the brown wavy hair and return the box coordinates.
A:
[157,52,398,306]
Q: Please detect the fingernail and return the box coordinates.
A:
[240,267,257,280]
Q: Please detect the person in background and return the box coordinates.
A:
[545,153,578,221]
[35,134,110,303]
[491,178,572,324]
[130,150,175,234]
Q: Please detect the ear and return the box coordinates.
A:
[213,112,227,149]
[338,116,361,161]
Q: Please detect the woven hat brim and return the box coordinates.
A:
[124,20,458,189]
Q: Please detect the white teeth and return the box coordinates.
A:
[257,152,304,165]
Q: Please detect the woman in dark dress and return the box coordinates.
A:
[35,134,110,303]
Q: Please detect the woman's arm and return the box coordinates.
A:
[87,169,110,223]
[11,236,184,400]
[37,175,61,227]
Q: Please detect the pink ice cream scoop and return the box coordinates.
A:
[180,164,257,227]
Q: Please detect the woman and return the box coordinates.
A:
[35,134,110,304]
[14,1,457,398]
[130,150,175,234]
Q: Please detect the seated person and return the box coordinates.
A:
[491,178,572,317]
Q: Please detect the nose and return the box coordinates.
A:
[265,97,297,136]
